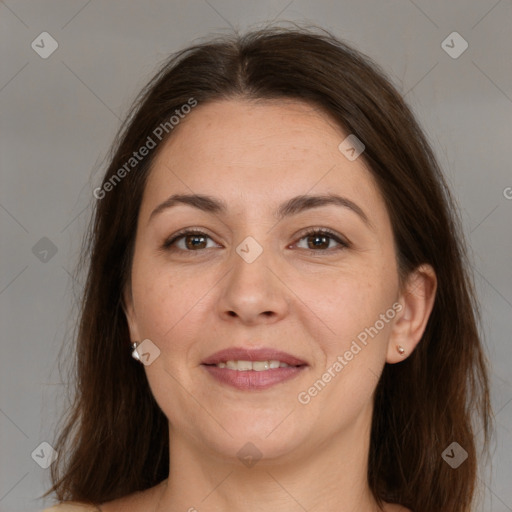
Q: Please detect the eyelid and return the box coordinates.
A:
[162,226,351,252]
[295,226,350,245]
[161,227,218,250]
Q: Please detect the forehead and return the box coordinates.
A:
[141,99,385,222]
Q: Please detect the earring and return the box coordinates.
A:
[397,344,405,356]
[131,342,141,361]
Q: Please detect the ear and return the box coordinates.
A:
[122,283,141,344]
[386,264,437,363]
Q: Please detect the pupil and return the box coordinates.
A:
[184,234,330,250]
[187,235,206,249]
[310,235,327,249]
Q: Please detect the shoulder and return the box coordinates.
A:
[42,502,101,512]
[43,481,167,512]
[42,480,165,512]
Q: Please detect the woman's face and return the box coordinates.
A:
[125,98,404,463]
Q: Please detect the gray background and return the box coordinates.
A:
[1,1,511,511]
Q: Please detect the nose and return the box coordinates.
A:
[215,242,290,326]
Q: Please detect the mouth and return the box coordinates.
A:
[201,347,308,390]
[207,360,298,370]
[202,346,307,367]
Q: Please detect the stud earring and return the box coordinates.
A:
[131,342,141,361]
[397,345,405,356]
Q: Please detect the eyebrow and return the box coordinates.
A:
[148,193,372,228]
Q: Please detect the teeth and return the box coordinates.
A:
[252,361,269,371]
[215,360,292,371]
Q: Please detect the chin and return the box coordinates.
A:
[198,414,311,466]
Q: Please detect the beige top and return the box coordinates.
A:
[42,503,102,511]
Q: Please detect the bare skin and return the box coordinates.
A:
[96,99,435,512]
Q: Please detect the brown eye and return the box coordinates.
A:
[182,233,208,250]
[162,228,349,254]
[162,230,217,252]
[295,229,349,252]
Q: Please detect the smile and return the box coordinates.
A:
[212,360,294,370]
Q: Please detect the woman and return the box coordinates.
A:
[42,25,492,512]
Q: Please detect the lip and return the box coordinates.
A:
[201,347,307,367]
[202,365,305,390]
[201,347,308,391]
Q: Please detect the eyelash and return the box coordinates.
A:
[161,227,350,254]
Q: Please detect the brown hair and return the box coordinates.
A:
[44,24,493,511]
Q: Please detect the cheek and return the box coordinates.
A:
[308,261,398,358]
[299,275,398,412]
[130,258,215,351]
[130,263,180,342]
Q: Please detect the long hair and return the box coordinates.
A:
[44,25,492,511]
